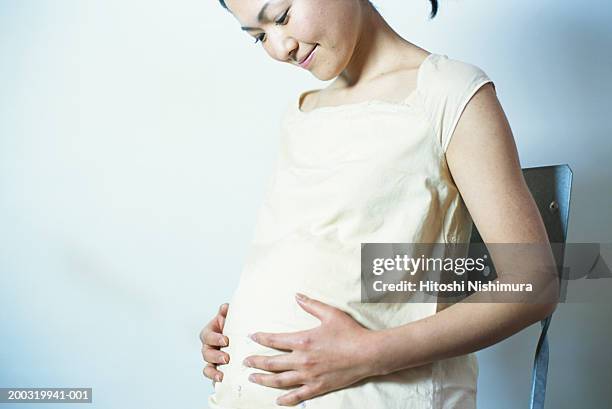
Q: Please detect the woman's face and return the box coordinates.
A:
[224,0,364,81]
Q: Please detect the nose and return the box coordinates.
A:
[266,30,298,63]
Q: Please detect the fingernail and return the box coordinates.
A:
[221,337,228,346]
[295,292,307,301]
[248,333,257,341]
[242,359,251,367]
[215,373,222,382]
[248,374,256,382]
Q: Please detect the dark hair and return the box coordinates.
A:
[217,1,439,19]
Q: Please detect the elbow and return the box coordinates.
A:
[532,300,558,323]
[532,270,560,321]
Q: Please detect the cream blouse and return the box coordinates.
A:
[208,53,494,409]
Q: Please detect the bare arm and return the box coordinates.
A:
[366,83,560,376]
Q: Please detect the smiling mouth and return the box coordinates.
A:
[298,45,317,68]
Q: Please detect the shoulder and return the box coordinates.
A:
[416,53,496,151]
[419,54,492,95]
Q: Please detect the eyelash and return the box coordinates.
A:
[254,9,290,44]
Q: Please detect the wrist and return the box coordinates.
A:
[359,328,394,378]
[361,324,421,377]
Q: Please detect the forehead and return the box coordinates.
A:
[225,0,284,23]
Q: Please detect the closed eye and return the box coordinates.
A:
[253,8,290,45]
[254,33,266,44]
[275,9,290,25]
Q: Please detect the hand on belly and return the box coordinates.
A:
[241,292,379,407]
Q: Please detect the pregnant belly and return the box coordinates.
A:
[210,237,361,408]
[206,237,467,408]
[211,277,322,408]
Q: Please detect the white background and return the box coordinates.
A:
[1,0,611,408]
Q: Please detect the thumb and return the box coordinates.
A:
[295,293,333,322]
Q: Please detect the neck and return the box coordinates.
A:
[338,3,423,87]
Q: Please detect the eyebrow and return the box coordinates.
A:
[240,1,273,31]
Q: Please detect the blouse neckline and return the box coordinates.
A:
[292,52,437,116]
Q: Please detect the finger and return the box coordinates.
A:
[203,364,224,383]
[219,303,229,316]
[199,318,227,345]
[202,330,229,348]
[276,384,316,406]
[203,346,230,365]
[199,323,213,344]
[198,303,230,344]
[295,293,335,323]
[250,330,310,352]
[218,314,226,332]
[216,304,229,331]
[243,353,298,372]
[248,370,303,390]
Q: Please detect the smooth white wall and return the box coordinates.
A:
[0,0,610,408]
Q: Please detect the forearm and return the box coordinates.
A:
[360,241,561,377]
[366,298,554,377]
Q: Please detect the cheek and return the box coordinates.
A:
[289,0,361,78]
[288,4,324,43]
[291,0,358,45]
[316,21,360,78]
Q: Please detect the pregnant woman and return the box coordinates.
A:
[200,0,559,408]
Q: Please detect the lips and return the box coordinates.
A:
[298,45,317,68]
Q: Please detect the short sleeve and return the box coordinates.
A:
[418,54,494,153]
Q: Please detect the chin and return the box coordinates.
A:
[316,52,352,81]
[312,71,336,81]
[310,63,343,81]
